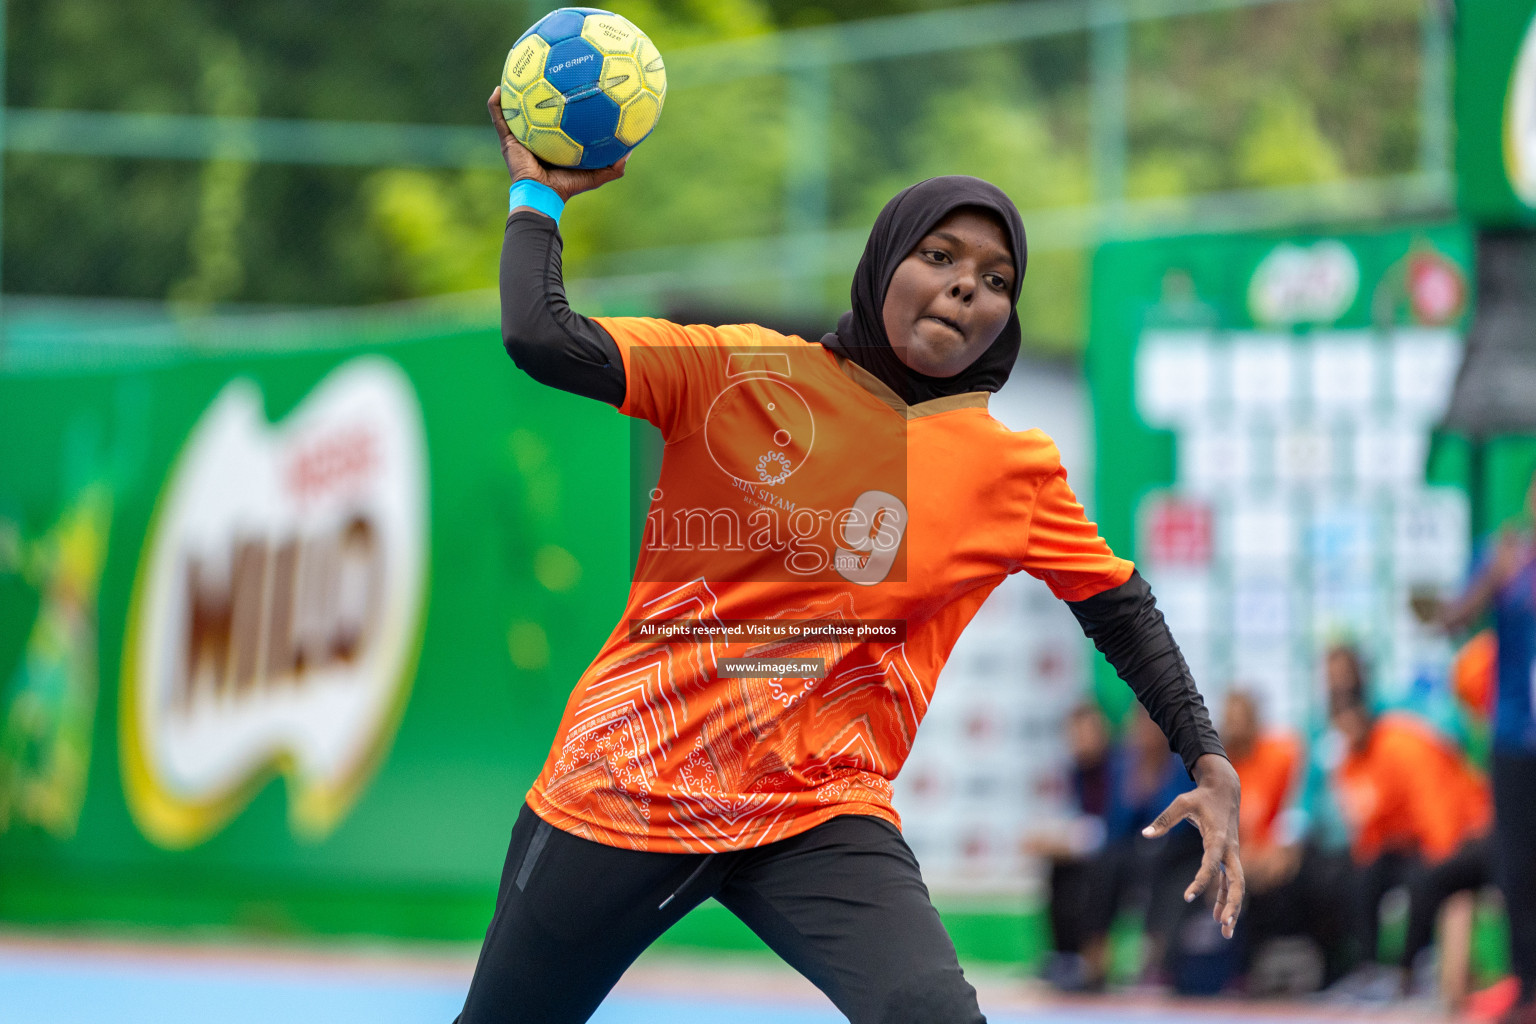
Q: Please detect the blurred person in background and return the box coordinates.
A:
[1291,646,1372,863]
[1140,688,1305,996]
[1026,702,1114,992]
[1327,690,1494,1002]
[1430,466,1536,1024]
[1099,705,1204,987]
[1222,681,1357,994]
[1213,689,1318,992]
[1440,628,1502,1013]
[1237,644,1376,992]
[1028,702,1210,992]
[1219,690,1299,894]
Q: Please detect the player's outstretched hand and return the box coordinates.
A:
[488,87,627,203]
[1142,753,1245,939]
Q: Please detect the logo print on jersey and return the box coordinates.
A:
[639,346,908,585]
[704,353,815,488]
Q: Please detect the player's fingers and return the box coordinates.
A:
[549,154,628,197]
[1211,866,1229,922]
[488,91,524,161]
[1220,849,1246,939]
[1185,847,1220,903]
[592,154,629,184]
[1142,794,1189,839]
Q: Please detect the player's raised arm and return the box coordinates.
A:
[489,87,629,407]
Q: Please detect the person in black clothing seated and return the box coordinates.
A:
[1108,705,1207,987]
[1029,704,1204,990]
[1027,702,1115,991]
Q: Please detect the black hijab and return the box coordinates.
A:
[819,175,1028,405]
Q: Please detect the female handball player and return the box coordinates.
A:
[453,87,1244,1024]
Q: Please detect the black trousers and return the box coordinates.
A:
[1495,751,1536,1004]
[1239,844,1355,986]
[455,804,986,1024]
[1401,836,1495,972]
[1086,828,1204,959]
[1344,838,1496,973]
[1140,826,1207,957]
[1350,850,1420,967]
[1047,856,1115,955]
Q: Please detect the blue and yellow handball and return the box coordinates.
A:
[500,7,666,169]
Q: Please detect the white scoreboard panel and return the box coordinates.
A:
[1135,327,1468,732]
[892,321,1468,898]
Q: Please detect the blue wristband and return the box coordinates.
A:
[509,180,565,223]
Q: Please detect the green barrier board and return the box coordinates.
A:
[1456,0,1536,225]
[0,320,1057,963]
[0,324,632,936]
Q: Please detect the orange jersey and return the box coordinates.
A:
[526,320,1132,853]
[1334,712,1492,865]
[1231,732,1299,853]
[1451,629,1498,720]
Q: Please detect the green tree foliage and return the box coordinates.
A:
[1124,0,1422,198]
[365,169,506,297]
[1235,94,1344,188]
[5,0,1431,355]
[830,41,1091,348]
[168,35,259,311]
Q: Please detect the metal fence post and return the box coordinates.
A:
[784,49,832,310]
[1419,0,1451,185]
[1,0,8,331]
[1090,0,1129,227]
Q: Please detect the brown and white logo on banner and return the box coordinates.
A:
[121,357,429,848]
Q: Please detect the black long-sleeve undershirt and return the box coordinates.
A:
[500,210,626,407]
[1067,570,1225,776]
[498,210,1227,776]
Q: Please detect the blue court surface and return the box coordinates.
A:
[0,935,1412,1024]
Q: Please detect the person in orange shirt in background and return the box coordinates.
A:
[1222,691,1300,881]
[1218,689,1345,993]
[1451,629,1499,722]
[1330,691,1495,993]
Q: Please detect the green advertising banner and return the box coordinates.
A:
[1087,224,1475,728]
[0,316,1056,964]
[0,321,634,937]
[1456,0,1536,225]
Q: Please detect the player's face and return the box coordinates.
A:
[882,209,1015,380]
